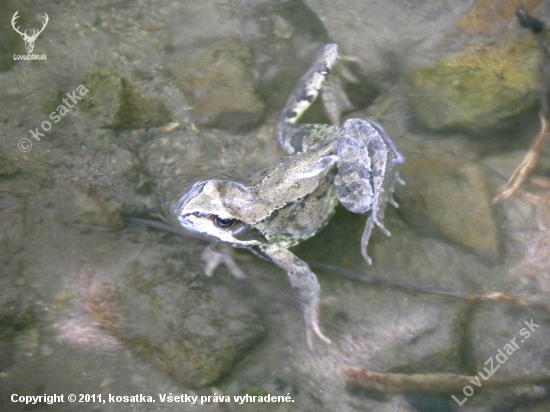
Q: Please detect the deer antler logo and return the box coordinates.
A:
[11,11,49,54]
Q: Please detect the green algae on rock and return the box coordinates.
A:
[82,68,169,130]
[407,37,540,132]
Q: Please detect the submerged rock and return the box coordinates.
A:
[0,259,36,371]
[396,156,501,262]
[454,0,543,36]
[470,305,550,385]
[170,39,266,131]
[87,245,265,388]
[406,0,544,133]
[0,192,25,260]
[407,36,539,132]
[82,68,169,130]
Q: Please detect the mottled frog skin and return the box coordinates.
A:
[171,44,404,348]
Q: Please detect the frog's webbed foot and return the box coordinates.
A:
[334,118,404,265]
[320,63,357,127]
[201,243,246,279]
[261,243,331,349]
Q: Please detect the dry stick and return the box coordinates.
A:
[494,6,550,203]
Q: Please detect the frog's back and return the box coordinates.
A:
[255,175,338,247]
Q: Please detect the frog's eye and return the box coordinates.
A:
[214,216,236,229]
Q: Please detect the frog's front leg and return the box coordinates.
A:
[201,243,246,279]
[334,118,404,265]
[260,243,331,349]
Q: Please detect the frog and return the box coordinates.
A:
[171,44,404,349]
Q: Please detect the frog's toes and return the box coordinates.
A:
[320,53,361,126]
[340,53,362,71]
[360,217,375,265]
[375,219,391,237]
[201,243,246,279]
[307,327,331,350]
[321,74,355,126]
[304,305,331,349]
[388,176,405,208]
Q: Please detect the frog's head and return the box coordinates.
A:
[171,179,266,247]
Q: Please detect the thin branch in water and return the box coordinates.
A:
[494,6,550,203]
[87,185,121,230]
[311,262,549,314]
[344,367,550,394]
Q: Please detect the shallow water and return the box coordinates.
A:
[1,1,550,411]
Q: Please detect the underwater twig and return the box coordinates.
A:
[87,185,121,230]
[312,262,550,315]
[494,6,550,203]
[494,113,550,203]
[344,367,550,394]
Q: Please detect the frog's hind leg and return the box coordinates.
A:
[261,243,331,349]
[276,44,340,154]
[320,68,356,127]
[334,119,404,265]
